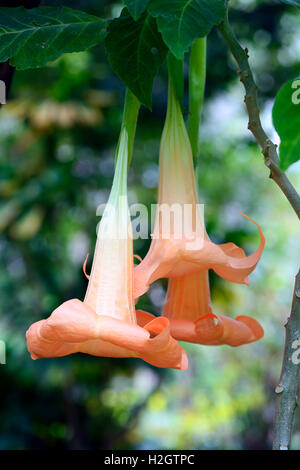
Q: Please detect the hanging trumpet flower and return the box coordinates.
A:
[26,90,188,371]
[134,59,265,347]
[137,271,264,347]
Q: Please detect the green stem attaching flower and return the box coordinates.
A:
[109,88,140,204]
[167,52,184,105]
[188,37,207,160]
[116,88,140,167]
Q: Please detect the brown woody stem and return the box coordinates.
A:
[218,7,300,450]
[273,271,300,449]
[218,12,300,220]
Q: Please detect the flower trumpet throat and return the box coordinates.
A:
[26,127,187,370]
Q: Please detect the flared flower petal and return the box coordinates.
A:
[26,299,188,369]
[134,214,265,299]
[136,309,263,347]
[168,313,264,346]
[145,271,264,347]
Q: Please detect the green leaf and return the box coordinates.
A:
[272,78,300,170]
[123,0,151,20]
[105,10,167,109]
[149,0,226,59]
[280,0,300,7]
[0,6,106,70]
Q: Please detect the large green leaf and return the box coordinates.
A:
[280,0,300,7]
[105,10,167,109]
[0,6,106,69]
[272,78,300,170]
[149,0,226,59]
[123,0,151,20]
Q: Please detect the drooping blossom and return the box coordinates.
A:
[134,75,264,346]
[163,271,263,346]
[26,127,188,370]
[134,76,264,299]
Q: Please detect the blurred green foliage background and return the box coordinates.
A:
[0,0,299,450]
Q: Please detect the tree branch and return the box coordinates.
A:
[273,270,300,450]
[217,13,300,220]
[218,7,300,450]
[188,37,206,160]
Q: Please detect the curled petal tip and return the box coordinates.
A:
[239,212,256,224]
[214,214,265,284]
[146,316,169,333]
[83,253,90,280]
[239,213,265,246]
[194,312,218,324]
[239,212,252,221]
[236,315,264,342]
[133,254,143,263]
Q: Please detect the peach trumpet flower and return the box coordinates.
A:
[134,79,265,300]
[162,270,263,346]
[136,271,263,347]
[26,128,188,370]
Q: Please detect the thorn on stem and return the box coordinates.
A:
[263,141,272,160]
[263,151,270,162]
[275,384,284,394]
[248,120,257,130]
[283,316,289,327]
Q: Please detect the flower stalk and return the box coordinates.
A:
[188,37,206,160]
[118,88,140,165]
